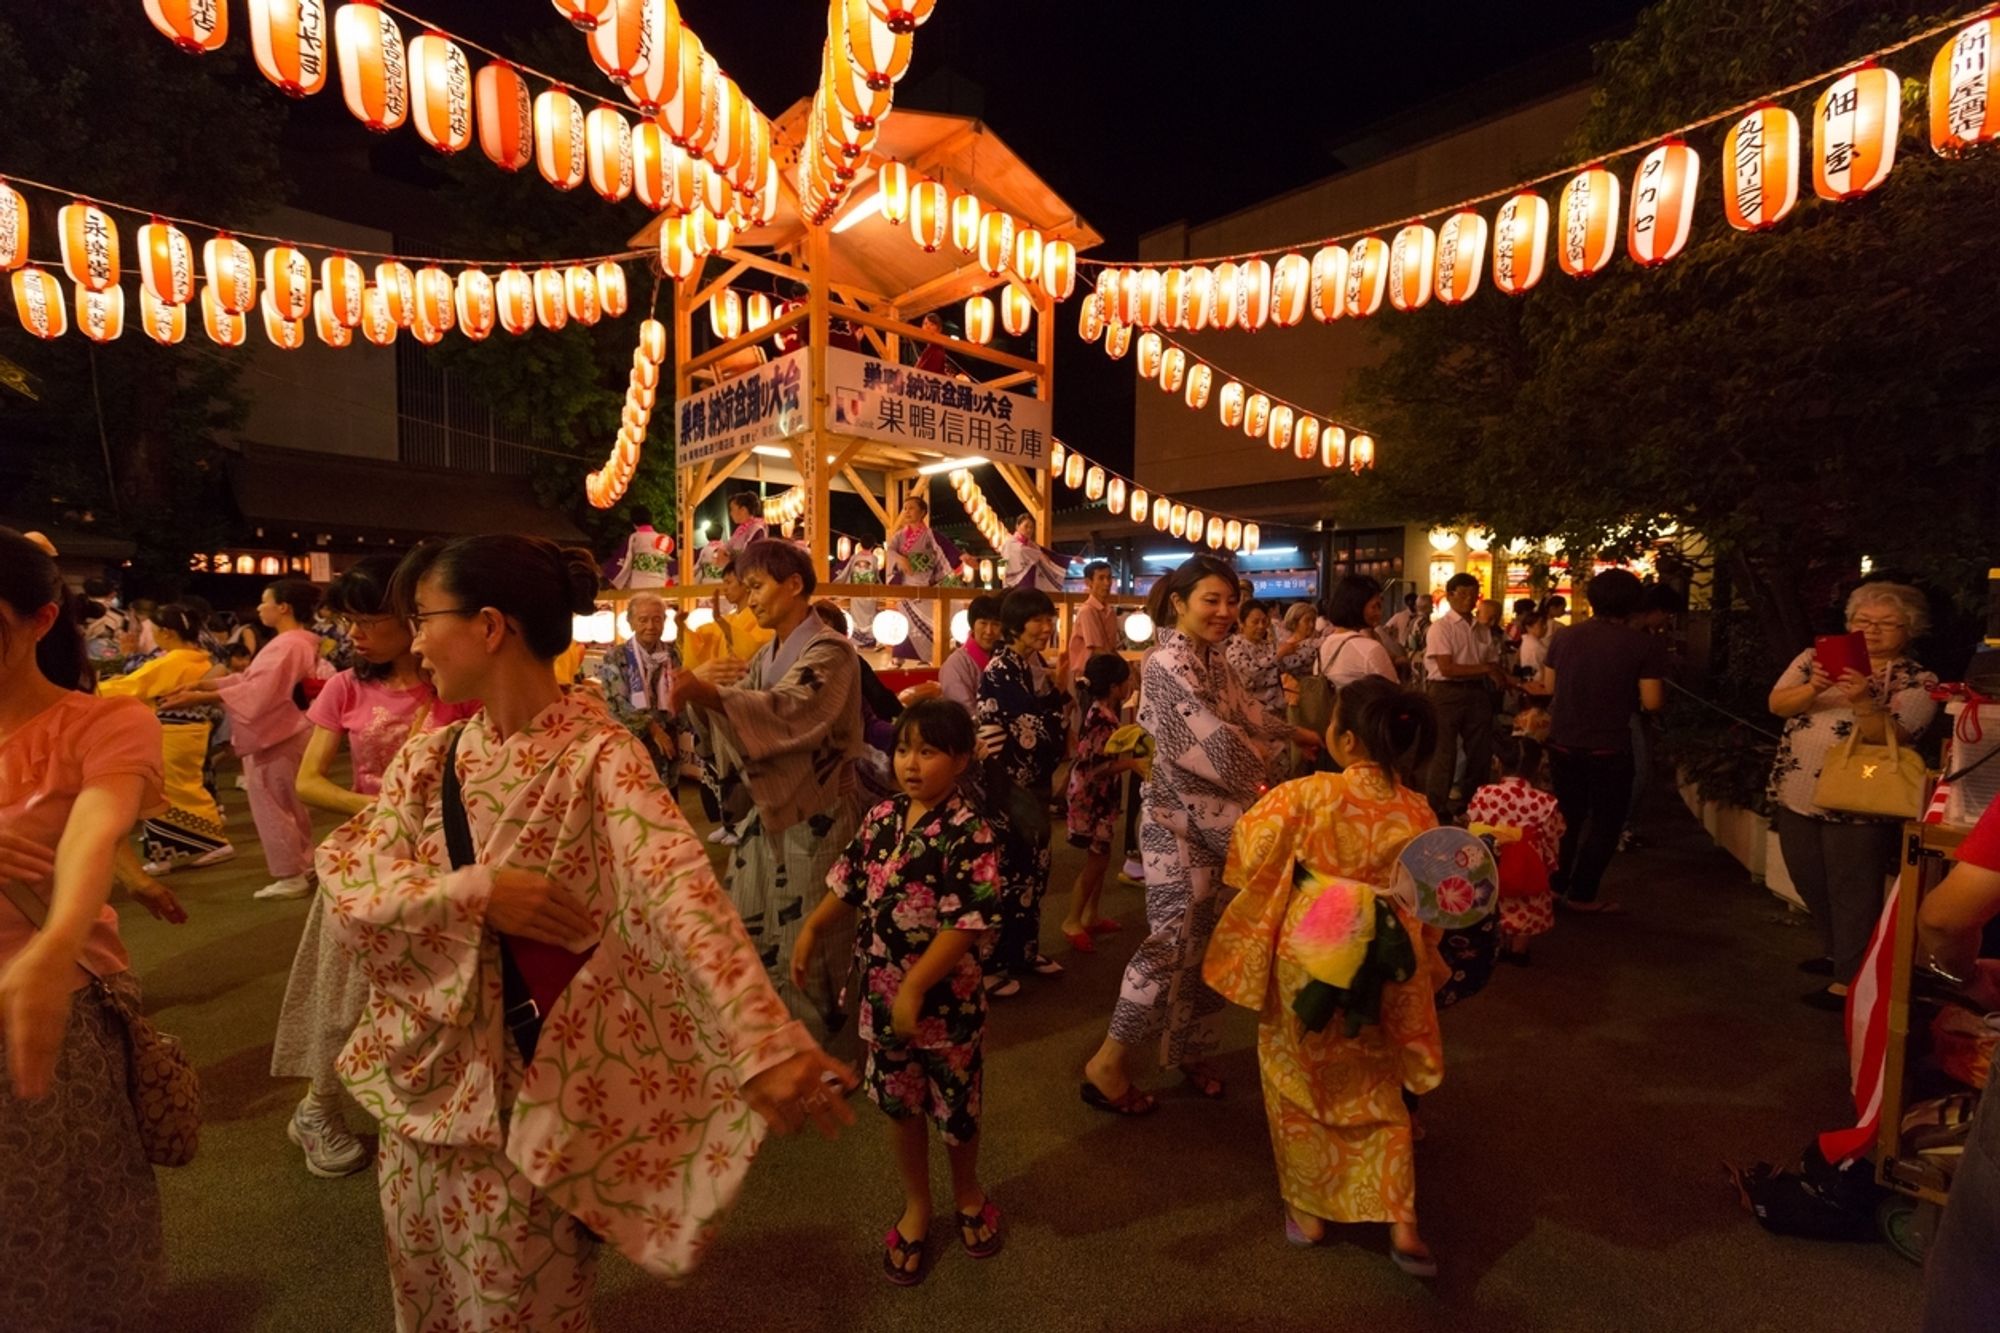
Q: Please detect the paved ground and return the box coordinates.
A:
[119,774,1925,1333]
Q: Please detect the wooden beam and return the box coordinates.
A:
[694,448,757,505]
[714,249,812,288]
[982,368,1038,391]
[907,121,986,181]
[993,461,1040,517]
[841,464,892,530]
[689,258,754,312]
[893,263,1009,322]
[806,220,832,570]
[685,307,807,376]
[842,308,1042,376]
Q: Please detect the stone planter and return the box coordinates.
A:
[1678,776,1801,910]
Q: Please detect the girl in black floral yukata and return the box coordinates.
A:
[974,588,1074,995]
[794,700,1005,1286]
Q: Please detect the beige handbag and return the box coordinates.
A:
[2,881,201,1166]
[1812,725,1928,820]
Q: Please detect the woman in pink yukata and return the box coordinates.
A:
[274,554,480,1179]
[162,578,324,901]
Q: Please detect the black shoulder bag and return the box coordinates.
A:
[440,732,551,1063]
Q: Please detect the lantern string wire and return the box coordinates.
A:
[1077,5,1987,271]
[1031,442,1266,548]
[1143,329,1384,442]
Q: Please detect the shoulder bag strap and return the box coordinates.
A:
[440,730,476,871]
[441,730,541,1060]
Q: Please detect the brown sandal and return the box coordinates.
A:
[882,1225,926,1286]
[1080,1079,1158,1116]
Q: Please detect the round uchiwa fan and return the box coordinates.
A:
[1389,827,1499,930]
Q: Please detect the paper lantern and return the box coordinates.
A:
[950,193,982,255]
[1388,224,1436,312]
[586,107,634,202]
[1435,211,1487,305]
[1076,292,1104,343]
[1096,269,1123,327]
[1270,253,1310,327]
[1083,466,1106,502]
[709,288,742,339]
[1218,379,1245,428]
[1492,191,1549,295]
[1225,519,1243,551]
[1628,141,1700,267]
[962,294,994,345]
[1307,245,1348,323]
[1040,238,1076,301]
[1164,503,1185,538]
[1135,330,1162,378]
[475,62,534,172]
[1211,262,1240,329]
[316,253,360,327]
[1001,283,1034,336]
[871,161,911,225]
[414,264,453,331]
[146,0,228,52]
[1238,258,1273,330]
[75,283,123,343]
[657,214,697,279]
[970,209,1015,278]
[907,180,948,251]
[1934,20,2000,155]
[1156,267,1189,329]
[1103,319,1131,360]
[638,316,667,363]
[58,203,119,293]
[0,183,24,273]
[375,260,414,326]
[203,235,257,315]
[535,88,587,191]
[12,266,65,338]
[562,265,598,325]
[1152,500,1171,533]
[1558,166,1621,278]
[1345,237,1388,317]
[409,33,472,153]
[1049,440,1065,472]
[595,262,629,319]
[1158,346,1186,394]
[1722,105,1799,231]
[495,267,534,334]
[1130,489,1149,524]
[657,27,710,149]
[1106,477,1128,516]
[138,222,194,306]
[586,0,648,84]
[1179,265,1214,331]
[261,290,306,349]
[1814,64,1899,201]
[260,245,312,321]
[551,0,613,30]
[143,287,188,345]
[335,1,409,133]
[1321,425,1347,470]
[1267,403,1294,451]
[1184,361,1212,410]
[201,284,245,347]
[359,284,396,344]
[310,288,348,346]
[1064,452,1086,489]
[1350,434,1376,471]
[1204,517,1224,550]
[534,267,569,330]
[1242,523,1261,554]
[248,0,330,98]
[1293,414,1320,462]
[1243,393,1270,441]
[629,122,668,210]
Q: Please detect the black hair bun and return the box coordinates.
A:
[561,546,603,616]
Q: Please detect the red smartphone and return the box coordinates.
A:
[1815,631,1870,682]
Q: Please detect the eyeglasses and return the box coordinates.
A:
[334,613,399,633]
[406,607,481,634]
[1848,617,1907,632]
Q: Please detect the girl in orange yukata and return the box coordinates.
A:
[1204,676,1446,1278]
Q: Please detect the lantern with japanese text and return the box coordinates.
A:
[58,203,119,294]
[203,235,257,315]
[262,290,306,349]
[964,294,994,345]
[1492,191,1549,294]
[535,89,587,191]
[1345,238,1388,317]
[1307,245,1347,322]
[977,210,1014,278]
[1350,434,1376,472]
[586,0,647,83]
[1132,268,1166,327]
[1129,488,1149,524]
[1211,262,1240,330]
[410,301,445,345]
[415,264,453,331]
[1187,508,1205,542]
[1103,318,1131,360]
[1388,224,1436,312]
[1238,258,1273,330]
[320,253,362,326]
[0,182,25,272]
[1267,403,1294,452]
[249,0,330,97]
[146,0,228,53]
[1135,330,1162,378]
[1814,64,1899,200]
[950,193,981,256]
[1321,424,1347,470]
[13,268,66,340]
[357,283,394,344]
[1152,500,1171,533]
[586,107,634,202]
[534,267,569,329]
[453,268,494,339]
[308,288,346,346]
[1217,379,1244,428]
[1557,166,1620,277]
[1933,19,2000,155]
[138,221,194,306]
[638,316,666,363]
[1184,361,1212,410]
[497,267,535,334]
[76,284,124,344]
[1183,266,1216,331]
[564,265,599,325]
[1159,346,1186,394]
[908,180,947,251]
[1157,267,1189,330]
[409,32,473,154]
[1628,140,1700,266]
[596,262,628,318]
[475,61,534,172]
[1008,225,1042,285]
[1243,393,1270,441]
[631,122,673,210]
[1040,237,1076,301]
[375,260,414,326]
[876,161,910,224]
[1270,253,1309,327]
[1063,453,1086,490]
[1095,269,1121,326]
[1169,504,1188,539]
[1722,105,1799,231]
[143,287,188,345]
[709,287,741,340]
[1085,466,1106,502]
[335,1,409,133]
[1001,283,1034,336]
[1203,517,1222,550]
[263,245,313,321]
[1103,476,1127,516]
[1435,211,1487,305]
[202,284,246,346]
[1293,413,1320,462]
[691,202,731,254]
[1076,290,1104,342]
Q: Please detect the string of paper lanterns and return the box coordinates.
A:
[871,162,1079,320]
[944,466,1010,555]
[1070,11,1998,312]
[586,314,668,508]
[796,0,940,226]
[1048,439,1264,557]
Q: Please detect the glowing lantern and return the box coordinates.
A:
[868,0,936,32]
[657,215,697,278]
[1814,64,1899,200]
[201,284,245,347]
[1238,258,1273,330]
[709,288,742,340]
[657,28,710,149]
[631,122,673,210]
[1040,238,1076,301]
[75,283,123,343]
[260,245,311,321]
[475,62,534,172]
[375,260,414,326]
[1153,501,1171,533]
[1205,517,1224,549]
[317,253,360,326]
[1159,346,1186,394]
[1096,269,1123,326]
[412,264,451,331]
[1267,403,1294,451]
[1243,523,1261,554]
[1084,466,1106,502]
[248,0,330,97]
[587,0,648,84]
[409,33,473,154]
[308,288,347,346]
[1076,292,1104,342]
[1628,141,1700,267]
[1218,379,1245,428]
[1345,238,1388,317]
[1169,504,1188,538]
[1934,20,2000,155]
[999,226,1042,287]
[562,266,598,325]
[1136,330,1163,378]
[1001,283,1034,336]
[1212,262,1240,329]
[1293,414,1320,462]
[58,203,119,294]
[203,235,257,315]
[143,287,188,345]
[586,107,634,202]
[844,0,914,85]
[1064,453,1086,489]
[1350,434,1376,472]
[638,316,666,363]
[359,284,396,344]
[1435,211,1487,305]
[1130,489,1149,524]
[551,0,613,30]
[534,268,569,330]
[534,89,586,191]
[1225,519,1243,551]
[1270,253,1310,327]
[1184,361,1212,409]
[950,193,982,255]
[973,210,1014,278]
[592,262,627,319]
[334,1,409,133]
[146,0,228,52]
[1321,425,1347,470]
[872,161,911,225]
[1183,266,1216,330]
[908,180,948,251]
[1722,105,1799,231]
[1158,267,1189,329]
[1557,166,1620,278]
[1308,245,1347,323]
[1243,393,1270,441]
[963,294,994,345]
[138,222,194,306]
[1050,441,1065,472]
[1103,319,1132,360]
[1387,224,1436,312]
[1492,191,1549,295]
[1106,477,1127,515]
[0,182,25,272]
[1136,268,1170,327]
[261,291,306,349]
[497,267,535,334]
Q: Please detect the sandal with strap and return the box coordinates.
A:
[1088,917,1123,935]
[1079,1079,1158,1116]
[882,1225,927,1286]
[957,1200,1005,1259]
[1179,1065,1226,1100]
[1064,929,1097,954]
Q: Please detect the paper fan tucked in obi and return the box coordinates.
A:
[1389,827,1499,930]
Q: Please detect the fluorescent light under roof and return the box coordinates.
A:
[751,445,791,459]
[917,454,984,475]
[830,190,882,234]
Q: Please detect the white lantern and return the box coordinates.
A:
[872,608,911,646]
[1123,611,1154,643]
[950,608,971,643]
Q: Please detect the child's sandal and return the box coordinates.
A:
[882,1225,927,1286]
[957,1200,1004,1259]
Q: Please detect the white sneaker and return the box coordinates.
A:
[1120,856,1145,884]
[707,826,742,847]
[190,843,238,868]
[287,1098,369,1178]
[253,875,313,900]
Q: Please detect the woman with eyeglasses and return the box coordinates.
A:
[272,554,479,1179]
[1767,581,1940,1010]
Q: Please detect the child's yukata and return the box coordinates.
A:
[829,793,1002,1145]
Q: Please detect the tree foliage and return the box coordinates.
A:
[1344,0,2000,667]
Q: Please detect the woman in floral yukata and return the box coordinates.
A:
[1081,556,1320,1114]
[883,494,962,663]
[316,534,855,1333]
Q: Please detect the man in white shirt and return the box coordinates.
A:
[1067,561,1120,677]
[1424,573,1508,822]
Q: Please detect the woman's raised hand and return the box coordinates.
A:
[487,870,595,946]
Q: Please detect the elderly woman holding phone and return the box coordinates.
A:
[1767,581,1939,1010]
